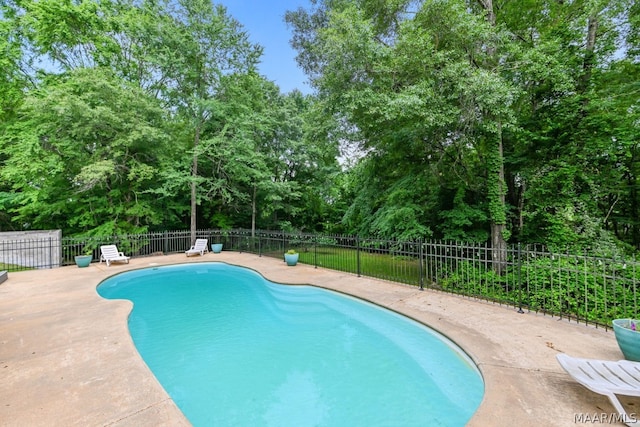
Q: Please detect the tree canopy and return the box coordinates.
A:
[0,0,340,237]
[1,0,639,256]
[286,0,640,253]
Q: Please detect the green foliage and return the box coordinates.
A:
[0,67,170,234]
[1,0,640,261]
[287,0,516,244]
[368,175,432,241]
[287,0,640,252]
[437,254,640,325]
[0,0,341,235]
[438,188,489,242]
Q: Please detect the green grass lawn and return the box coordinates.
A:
[0,262,30,273]
[265,246,422,286]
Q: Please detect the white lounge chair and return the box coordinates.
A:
[99,245,130,267]
[185,238,209,257]
[556,353,640,426]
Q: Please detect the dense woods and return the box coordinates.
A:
[1,0,639,256]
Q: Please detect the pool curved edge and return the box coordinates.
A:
[96,259,486,425]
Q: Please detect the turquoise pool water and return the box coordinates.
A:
[97,263,484,426]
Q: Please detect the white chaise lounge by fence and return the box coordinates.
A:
[557,353,640,427]
[99,245,130,267]
[185,238,208,257]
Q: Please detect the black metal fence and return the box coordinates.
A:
[1,228,637,328]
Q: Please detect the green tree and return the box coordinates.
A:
[0,68,171,235]
[160,0,261,242]
[287,0,515,247]
[288,0,640,257]
[205,78,340,234]
[0,10,29,230]
[1,0,331,237]
[499,0,638,252]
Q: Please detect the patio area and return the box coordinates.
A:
[0,251,635,426]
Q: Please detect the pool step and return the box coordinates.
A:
[0,270,7,285]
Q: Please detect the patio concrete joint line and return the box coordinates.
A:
[103,398,176,426]
[476,362,550,372]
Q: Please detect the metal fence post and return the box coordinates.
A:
[163,231,168,254]
[314,235,318,269]
[517,243,524,313]
[419,239,424,291]
[356,236,361,277]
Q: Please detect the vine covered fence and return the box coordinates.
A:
[1,228,637,328]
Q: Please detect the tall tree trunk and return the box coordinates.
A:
[477,0,496,26]
[190,125,200,244]
[489,122,507,273]
[478,0,507,273]
[579,14,598,99]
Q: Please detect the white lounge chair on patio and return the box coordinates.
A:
[99,245,130,267]
[185,238,209,257]
[556,353,640,426]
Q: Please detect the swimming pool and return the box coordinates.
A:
[97,262,484,426]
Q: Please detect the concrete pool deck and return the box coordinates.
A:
[0,252,636,426]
